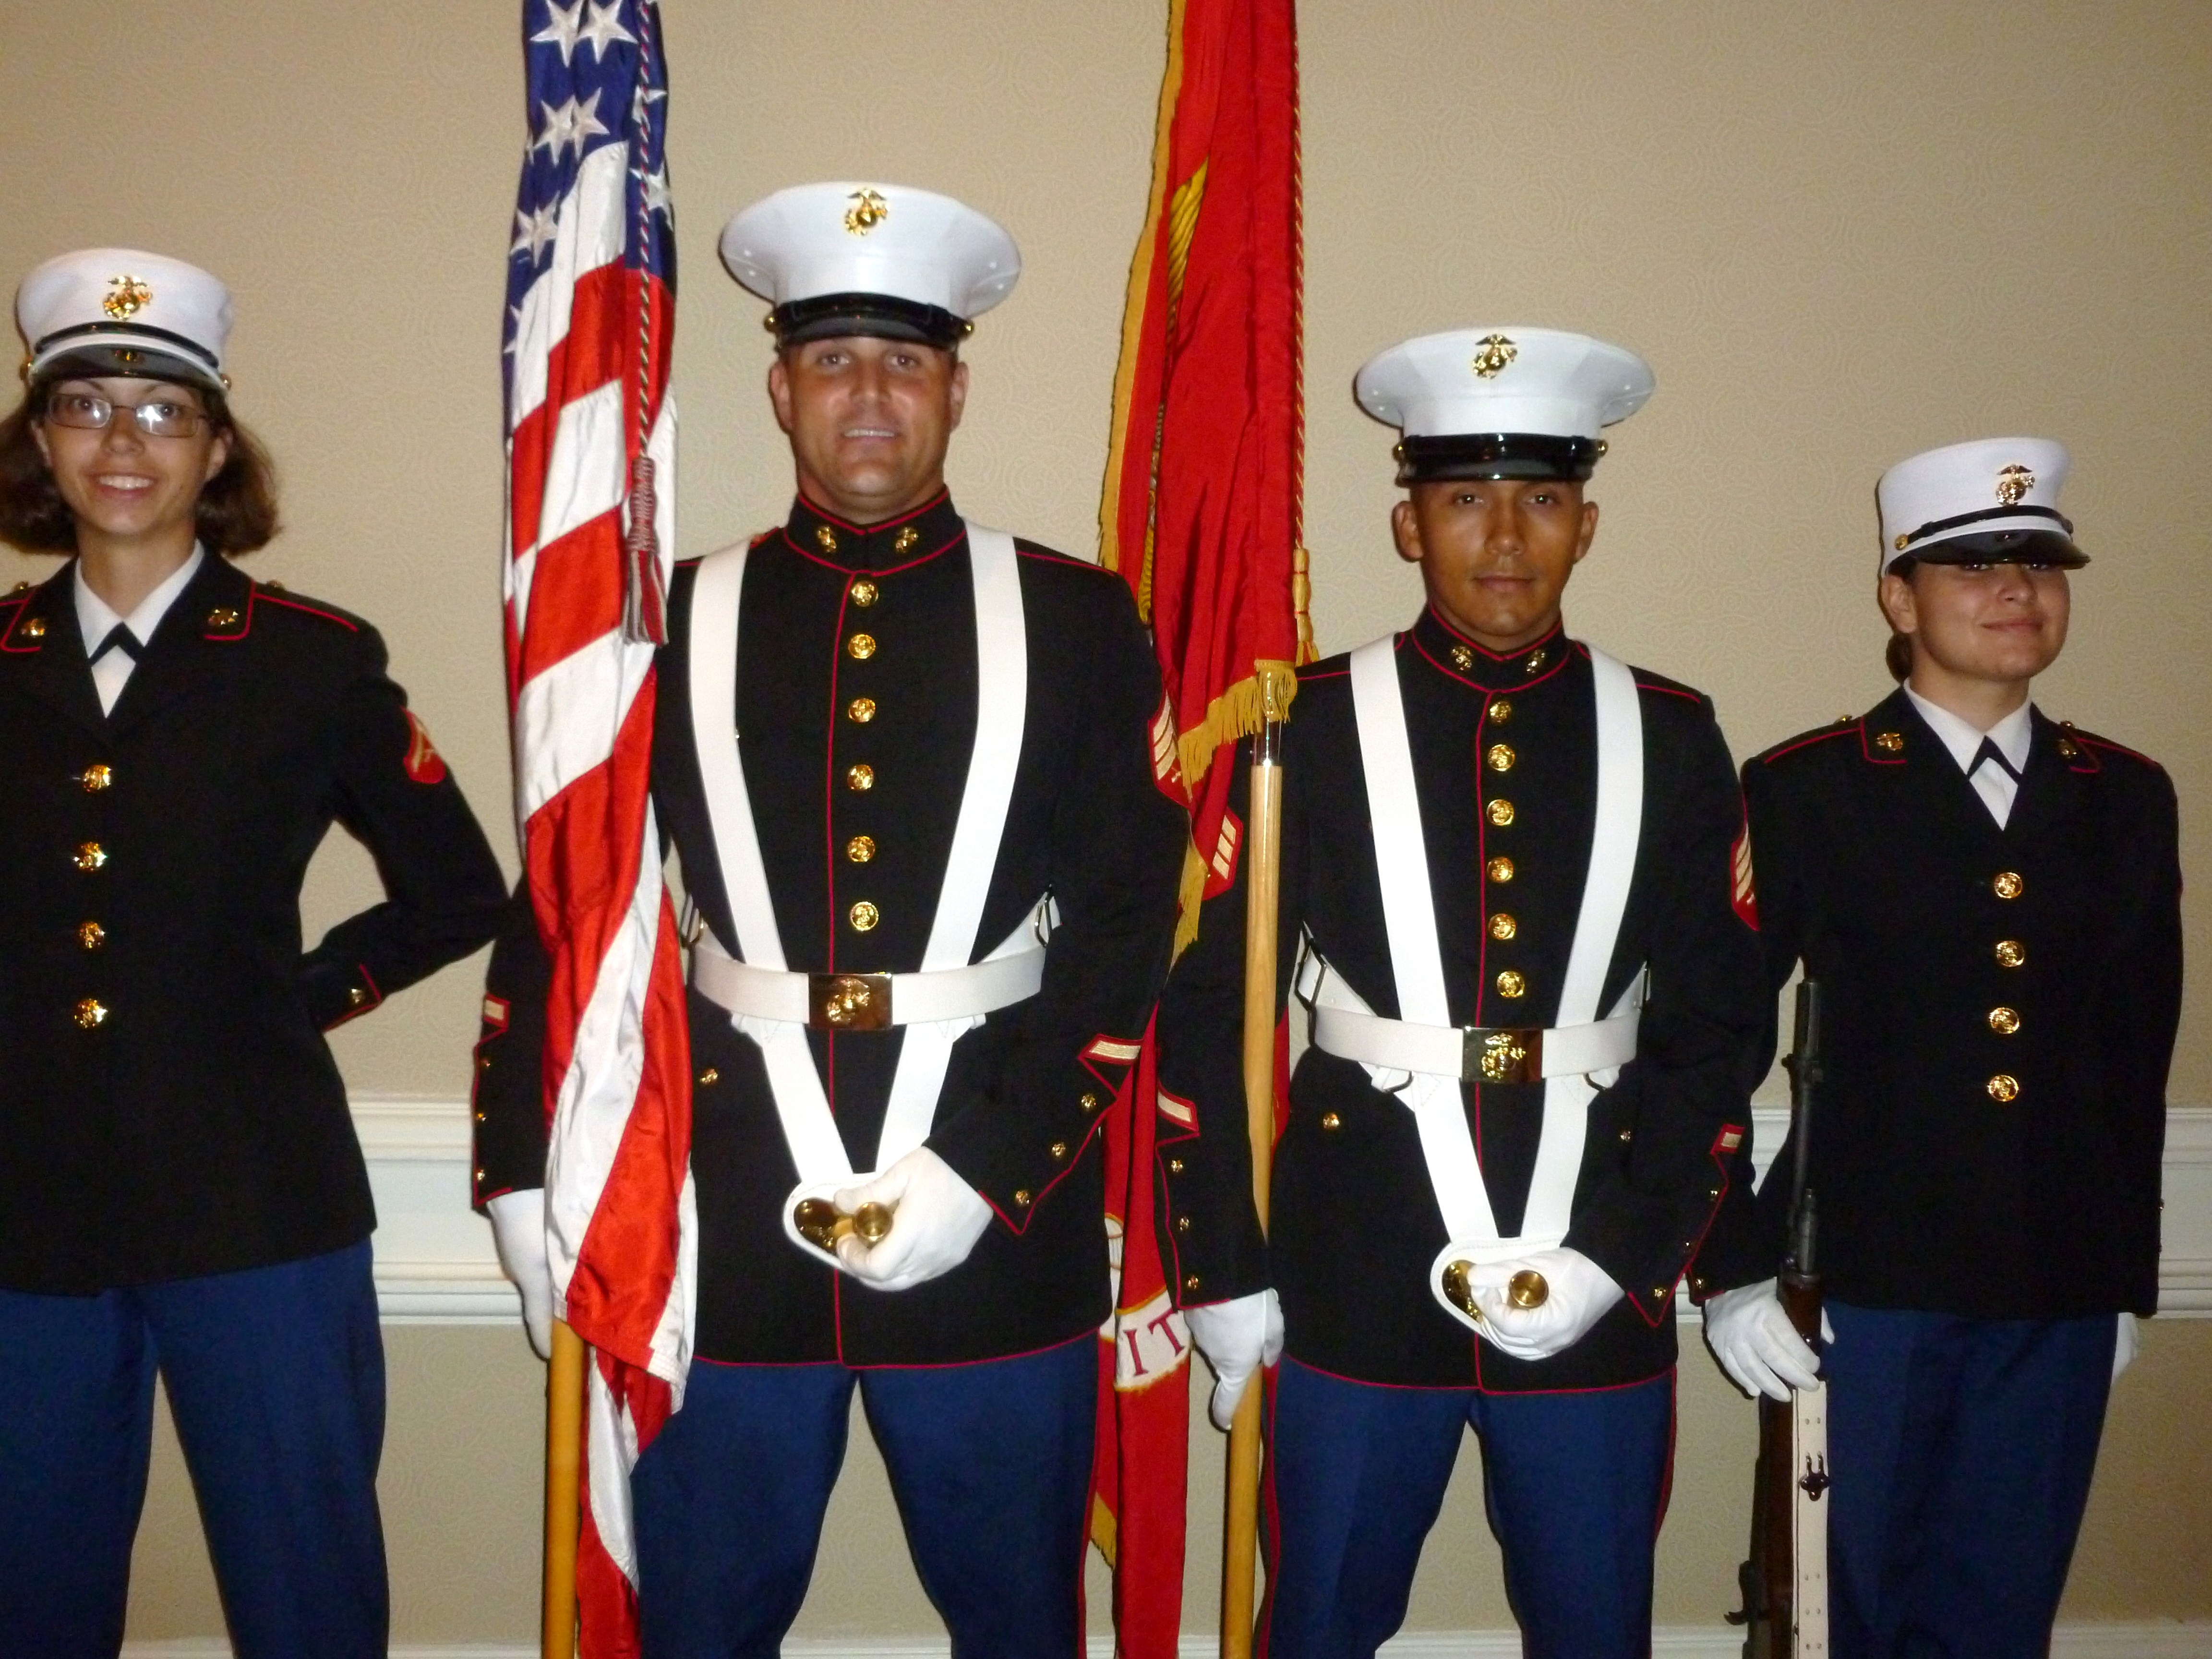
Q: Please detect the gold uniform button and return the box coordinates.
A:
[1080,1092,1100,1112]
[1168,1158,1185,1174]
[1992,871,2024,900]
[74,842,108,871]
[1486,856,1515,883]
[1875,730,1905,753]
[1177,1215,1191,1233]
[846,764,875,792]
[1487,798,1515,827]
[23,617,46,639]
[1486,743,1515,773]
[1185,1274,1202,1293]
[347,986,369,1008]
[206,607,239,629]
[1496,970,1527,999]
[1049,1142,1069,1161]
[1989,1006,2021,1035]
[848,697,877,724]
[2056,738,2080,759]
[1995,939,2026,968]
[79,764,113,792]
[1488,913,1517,941]
[846,632,877,661]
[849,578,878,607]
[846,835,877,864]
[1524,649,1547,675]
[1487,698,1512,723]
[892,527,919,555]
[73,998,108,1029]
[1014,1189,1033,1208]
[1987,1073,2021,1103]
[1619,1127,1634,1142]
[1321,1112,1342,1130]
[816,525,840,553]
[697,1067,720,1085]
[848,901,880,932]
[477,1055,492,1072]
[1450,644,1474,671]
[77,921,105,950]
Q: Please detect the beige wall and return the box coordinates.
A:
[1,0,2204,1643]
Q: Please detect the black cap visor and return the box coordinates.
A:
[773,292,969,349]
[1396,433,1601,485]
[1912,527,2088,569]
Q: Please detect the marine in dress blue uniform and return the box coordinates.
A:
[0,250,508,1657]
[1697,439,2183,1656]
[1158,330,1767,1658]
[471,186,1216,1658]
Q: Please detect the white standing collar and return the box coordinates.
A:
[74,544,207,656]
[1904,686,2034,777]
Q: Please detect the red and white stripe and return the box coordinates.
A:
[504,133,694,1635]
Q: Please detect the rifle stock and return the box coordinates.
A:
[1731,981,1827,1658]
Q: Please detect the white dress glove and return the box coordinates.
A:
[1185,1289,1285,1431]
[833,1147,993,1292]
[485,1188,555,1360]
[2113,1311,2140,1382]
[1465,1247,1623,1362]
[1702,1277,1831,1400]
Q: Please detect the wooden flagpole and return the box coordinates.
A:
[1221,709,1286,1659]
[543,1319,586,1659]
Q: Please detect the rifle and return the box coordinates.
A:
[1730,979,1829,1657]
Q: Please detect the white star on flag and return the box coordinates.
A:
[533,0,635,64]
[577,0,637,58]
[638,165,673,221]
[512,202,561,263]
[533,91,610,162]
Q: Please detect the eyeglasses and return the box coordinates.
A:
[42,390,211,439]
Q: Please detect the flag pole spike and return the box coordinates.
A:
[1222,709,1286,1659]
[543,1319,586,1659]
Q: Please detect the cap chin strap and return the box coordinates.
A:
[1315,634,1644,1329]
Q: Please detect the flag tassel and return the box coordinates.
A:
[621,453,668,647]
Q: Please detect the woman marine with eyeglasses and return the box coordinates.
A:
[0,249,507,1656]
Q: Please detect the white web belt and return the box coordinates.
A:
[1316,634,1646,1265]
[685,525,1034,1258]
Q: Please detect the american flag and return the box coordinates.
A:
[503,0,692,1647]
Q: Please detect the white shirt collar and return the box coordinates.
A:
[74,544,206,656]
[1904,685,2035,776]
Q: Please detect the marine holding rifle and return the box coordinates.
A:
[1156,329,1767,1658]
[1697,438,2183,1656]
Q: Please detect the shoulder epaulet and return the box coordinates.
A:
[2054,721,2164,776]
[1756,717,1863,769]
[252,583,367,634]
[1627,664,1711,710]
[1012,536,1114,577]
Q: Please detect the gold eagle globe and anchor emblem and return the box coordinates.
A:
[1470,333,1518,378]
[1478,1029,1529,1083]
[820,974,878,1026]
[102,275,153,320]
[1994,463,2036,506]
[843,188,890,235]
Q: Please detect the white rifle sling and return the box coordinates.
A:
[1793,1378,1832,1650]
[1322,636,1646,1258]
[686,526,1039,1194]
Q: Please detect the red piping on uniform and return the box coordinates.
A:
[823,583,853,971]
[1633,679,1704,706]
[1856,721,1907,766]
[693,1323,1100,1373]
[1302,1350,1676,1397]
[781,527,961,579]
[1653,1369,1678,1535]
[1298,666,1349,683]
[256,589,360,632]
[2072,732,2157,769]
[1759,726,1857,767]
[799,488,949,538]
[1410,626,1573,693]
[1012,544,1100,572]
[1473,694,1491,1172]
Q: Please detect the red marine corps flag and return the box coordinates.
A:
[502,2,687,1653]
[1093,0,1308,1650]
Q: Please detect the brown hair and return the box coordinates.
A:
[1882,554,1918,680]
[0,385,280,555]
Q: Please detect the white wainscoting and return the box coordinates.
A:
[118,1622,2212,1658]
[357,1097,2212,1324]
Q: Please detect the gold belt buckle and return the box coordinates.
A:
[1465,1025,1544,1084]
[809,972,893,1031]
